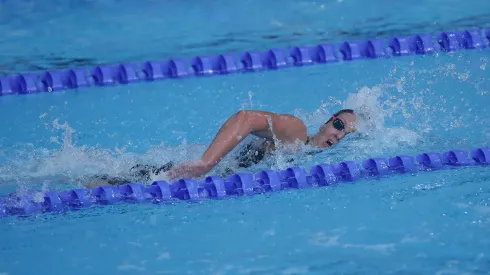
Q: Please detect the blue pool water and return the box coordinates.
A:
[1,0,490,274]
[1,0,490,74]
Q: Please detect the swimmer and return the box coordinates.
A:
[167,108,356,180]
[84,108,356,187]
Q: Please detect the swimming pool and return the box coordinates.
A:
[1,0,490,274]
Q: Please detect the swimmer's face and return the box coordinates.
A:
[315,112,357,148]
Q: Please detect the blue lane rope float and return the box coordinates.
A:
[0,28,489,96]
[0,147,488,218]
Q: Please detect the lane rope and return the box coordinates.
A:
[1,147,488,218]
[0,28,488,96]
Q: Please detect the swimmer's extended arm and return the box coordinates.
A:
[199,110,307,170]
[167,110,307,180]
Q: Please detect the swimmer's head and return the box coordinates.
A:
[309,109,357,148]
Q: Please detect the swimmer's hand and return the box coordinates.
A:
[166,160,211,182]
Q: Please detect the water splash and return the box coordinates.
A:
[246,83,427,173]
[0,116,209,188]
[344,85,386,133]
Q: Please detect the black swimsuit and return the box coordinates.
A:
[90,136,319,186]
[90,138,274,185]
[90,162,175,186]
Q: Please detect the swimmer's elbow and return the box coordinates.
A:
[230,110,250,131]
[233,110,248,121]
[229,110,251,131]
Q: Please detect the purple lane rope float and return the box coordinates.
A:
[0,147,488,218]
[0,28,489,96]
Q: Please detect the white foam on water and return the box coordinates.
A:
[342,85,423,154]
[271,84,425,169]
[0,117,209,187]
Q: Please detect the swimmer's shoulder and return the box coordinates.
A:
[245,110,307,143]
[274,113,308,143]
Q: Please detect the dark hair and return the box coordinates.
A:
[325,109,354,124]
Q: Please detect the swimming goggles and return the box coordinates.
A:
[331,115,345,131]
